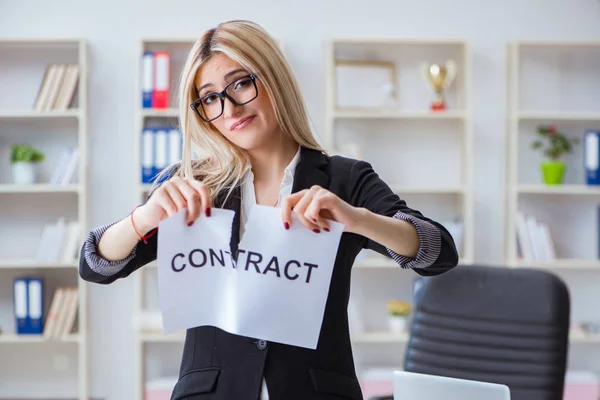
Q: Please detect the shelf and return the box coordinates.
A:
[0,109,81,120]
[570,333,600,343]
[0,184,81,194]
[0,334,80,343]
[333,109,466,120]
[141,108,178,118]
[514,258,600,269]
[517,111,600,122]
[330,38,467,46]
[515,40,600,48]
[517,184,600,195]
[140,332,185,343]
[0,37,89,400]
[351,331,409,343]
[0,38,84,45]
[0,259,77,269]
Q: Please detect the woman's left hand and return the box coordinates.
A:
[280,185,364,233]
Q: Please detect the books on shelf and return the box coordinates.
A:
[32,64,80,112]
[35,218,80,263]
[141,51,170,109]
[49,146,80,185]
[13,280,78,339]
[516,211,556,261]
[43,286,79,340]
[141,127,182,184]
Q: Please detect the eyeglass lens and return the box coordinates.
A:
[199,76,256,121]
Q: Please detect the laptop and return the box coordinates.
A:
[393,371,511,400]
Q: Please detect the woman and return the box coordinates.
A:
[79,20,459,400]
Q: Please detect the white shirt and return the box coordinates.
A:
[240,145,301,238]
[239,145,301,400]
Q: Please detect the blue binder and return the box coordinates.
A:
[14,277,44,334]
[584,129,600,185]
[153,127,169,181]
[142,51,154,108]
[141,127,155,184]
[13,278,28,334]
[28,278,44,334]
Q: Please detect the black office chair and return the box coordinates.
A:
[369,264,570,400]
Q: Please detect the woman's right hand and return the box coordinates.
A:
[134,176,212,232]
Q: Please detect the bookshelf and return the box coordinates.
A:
[505,40,600,376]
[132,38,195,400]
[131,36,288,400]
[323,38,474,377]
[505,40,600,267]
[0,39,88,399]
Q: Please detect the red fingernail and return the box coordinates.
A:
[312,218,317,223]
[324,227,330,232]
[313,229,320,233]
[206,208,211,217]
[188,221,194,227]
[284,222,290,230]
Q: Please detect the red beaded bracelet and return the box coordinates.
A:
[130,205,157,244]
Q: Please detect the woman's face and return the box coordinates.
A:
[194,53,280,151]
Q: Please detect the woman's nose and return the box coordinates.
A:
[222,97,242,119]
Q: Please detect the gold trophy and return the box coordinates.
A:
[421,61,456,111]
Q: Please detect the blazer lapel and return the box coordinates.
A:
[291,146,330,194]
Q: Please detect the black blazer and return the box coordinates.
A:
[79,146,459,400]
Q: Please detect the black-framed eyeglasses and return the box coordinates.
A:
[190,74,258,122]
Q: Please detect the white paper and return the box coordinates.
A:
[156,205,345,349]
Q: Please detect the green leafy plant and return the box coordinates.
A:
[10,143,45,164]
[531,125,578,161]
[386,300,411,317]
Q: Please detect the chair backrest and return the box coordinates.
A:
[404,265,570,400]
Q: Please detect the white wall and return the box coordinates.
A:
[2,0,600,399]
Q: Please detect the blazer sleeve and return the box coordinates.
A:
[348,159,459,276]
[78,165,179,285]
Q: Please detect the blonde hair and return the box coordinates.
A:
[151,20,326,203]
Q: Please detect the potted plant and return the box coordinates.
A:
[386,300,411,333]
[531,125,578,185]
[10,143,45,184]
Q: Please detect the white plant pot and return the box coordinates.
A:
[388,316,408,333]
[12,162,36,184]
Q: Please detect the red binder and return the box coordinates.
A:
[153,51,170,108]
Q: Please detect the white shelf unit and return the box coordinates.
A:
[505,40,600,377]
[131,36,290,400]
[132,38,196,400]
[505,41,600,267]
[324,38,473,377]
[0,39,88,399]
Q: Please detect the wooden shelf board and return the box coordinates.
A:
[0,184,80,194]
[0,110,80,119]
[334,109,466,120]
[0,334,80,343]
[517,184,600,195]
[0,259,77,269]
